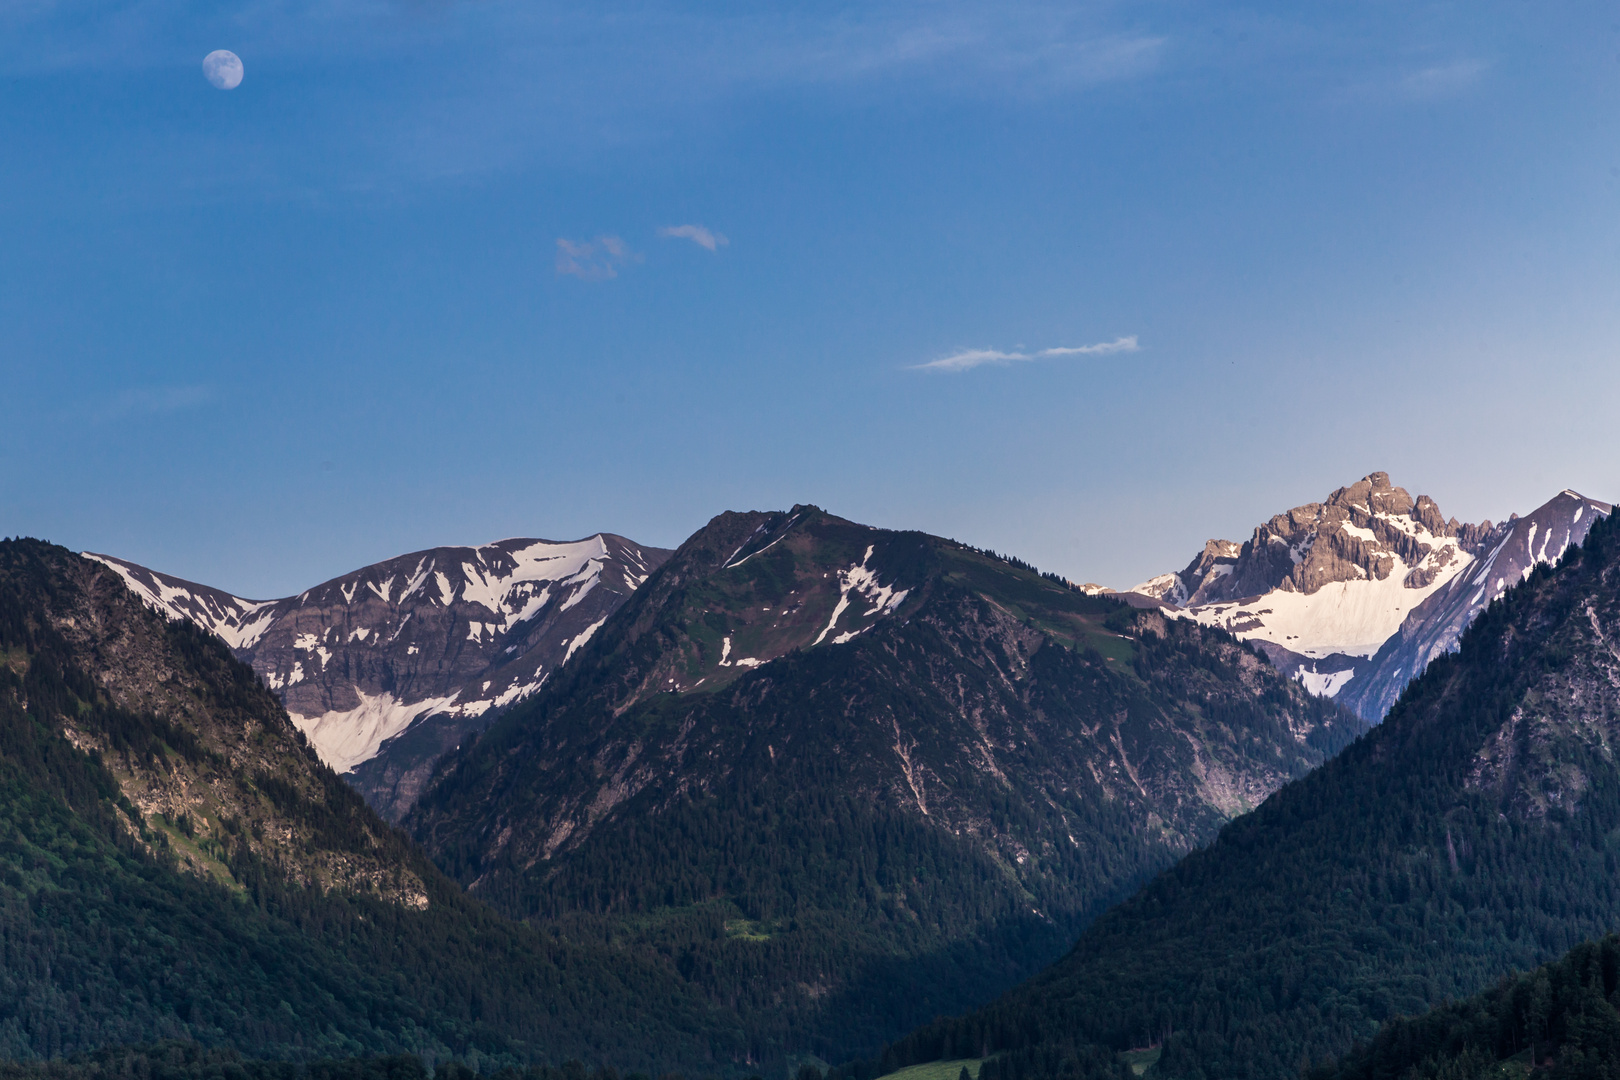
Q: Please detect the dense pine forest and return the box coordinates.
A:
[867,510,1620,1080]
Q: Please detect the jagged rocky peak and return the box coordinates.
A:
[85,531,673,819]
[1134,473,1471,608]
[1126,474,1611,721]
[1193,471,1481,606]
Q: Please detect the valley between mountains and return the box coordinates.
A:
[4,471,1618,1080]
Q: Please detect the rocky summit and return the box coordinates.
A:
[87,534,671,818]
[1129,473,1610,720]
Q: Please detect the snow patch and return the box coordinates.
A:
[493,674,547,708]
[1186,544,1473,659]
[813,546,909,646]
[289,689,462,773]
[1297,667,1356,698]
[399,558,433,603]
[564,616,608,665]
[725,515,800,569]
[81,554,279,649]
[558,573,600,613]
[1130,571,1188,606]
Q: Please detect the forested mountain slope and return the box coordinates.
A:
[407,507,1365,1065]
[875,508,1620,1080]
[0,539,735,1069]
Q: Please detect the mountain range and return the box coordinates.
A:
[93,473,1606,823]
[13,471,1620,1079]
[87,536,669,819]
[6,504,1365,1071]
[1127,473,1610,721]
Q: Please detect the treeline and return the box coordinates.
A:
[943,543,1096,596]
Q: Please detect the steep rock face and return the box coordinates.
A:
[1128,474,1609,719]
[1334,489,1611,720]
[88,534,670,818]
[880,511,1620,1080]
[408,506,1365,1062]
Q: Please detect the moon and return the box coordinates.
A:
[202,50,244,90]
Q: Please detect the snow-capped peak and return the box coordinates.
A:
[1126,475,1611,721]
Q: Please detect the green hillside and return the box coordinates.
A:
[870,510,1620,1080]
[408,507,1364,1067]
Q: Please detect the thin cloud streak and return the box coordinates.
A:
[659,224,729,251]
[912,336,1139,372]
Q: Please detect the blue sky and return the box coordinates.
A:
[2,0,1617,598]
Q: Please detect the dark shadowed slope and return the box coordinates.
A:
[408,506,1365,1066]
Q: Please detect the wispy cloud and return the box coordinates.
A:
[659,224,728,251]
[556,235,641,280]
[911,336,1139,372]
